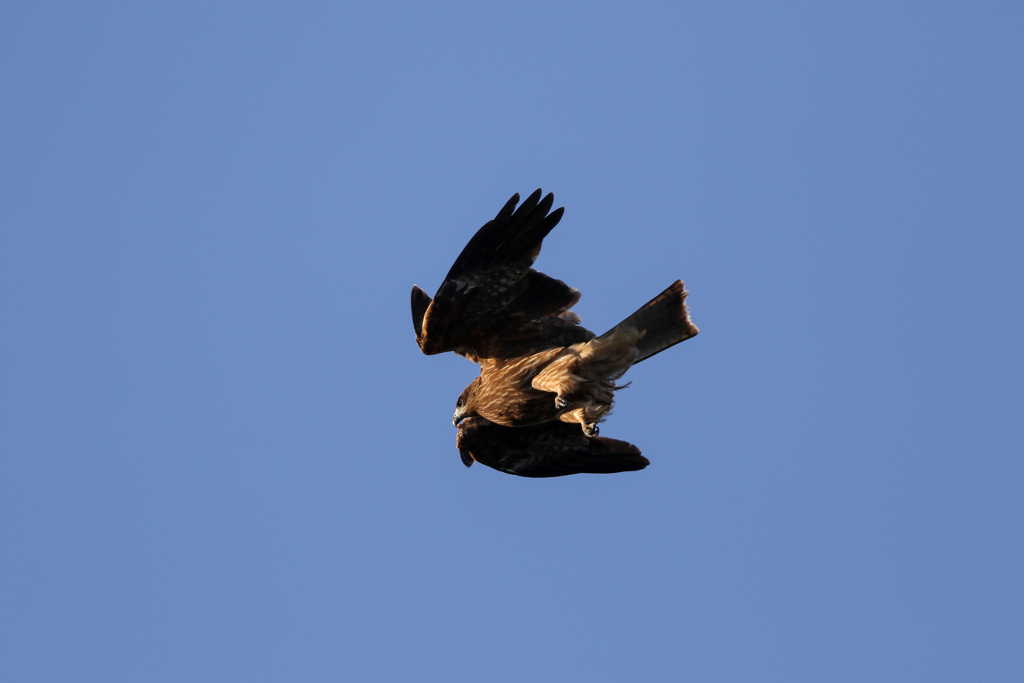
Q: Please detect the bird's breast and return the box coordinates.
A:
[476,352,562,427]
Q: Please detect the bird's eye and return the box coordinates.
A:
[457,399,463,407]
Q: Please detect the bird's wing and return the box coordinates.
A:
[411,190,595,363]
[456,417,649,478]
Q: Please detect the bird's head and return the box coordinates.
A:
[454,377,482,426]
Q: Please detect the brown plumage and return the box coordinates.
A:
[412,189,698,477]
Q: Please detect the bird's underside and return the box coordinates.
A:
[411,189,698,477]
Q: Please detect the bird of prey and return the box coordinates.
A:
[411,190,698,477]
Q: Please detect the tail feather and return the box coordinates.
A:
[600,280,698,363]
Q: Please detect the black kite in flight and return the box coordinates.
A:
[411,190,698,477]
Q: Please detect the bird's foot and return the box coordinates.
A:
[554,395,570,409]
[582,423,599,437]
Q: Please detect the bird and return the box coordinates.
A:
[411,189,698,477]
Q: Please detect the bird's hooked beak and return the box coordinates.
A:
[453,410,464,427]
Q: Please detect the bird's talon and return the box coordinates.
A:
[554,396,569,409]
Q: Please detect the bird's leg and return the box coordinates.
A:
[558,406,602,438]
[579,404,606,438]
[554,389,588,411]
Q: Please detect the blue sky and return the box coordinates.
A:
[2,2,1022,681]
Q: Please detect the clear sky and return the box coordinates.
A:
[2,2,1022,681]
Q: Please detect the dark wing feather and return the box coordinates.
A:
[456,417,649,478]
[412,190,593,361]
[411,285,431,337]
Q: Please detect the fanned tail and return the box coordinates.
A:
[600,280,698,363]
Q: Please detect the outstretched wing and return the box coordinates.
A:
[412,190,594,362]
[456,417,649,478]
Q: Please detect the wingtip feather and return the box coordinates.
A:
[411,285,432,338]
